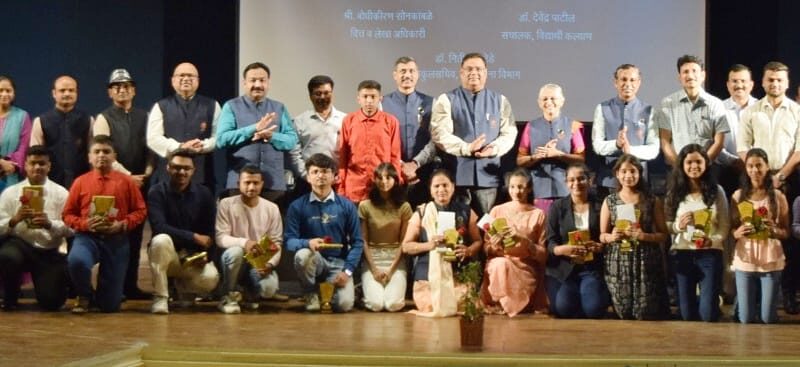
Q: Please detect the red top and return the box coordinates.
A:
[337,109,402,203]
[63,170,147,232]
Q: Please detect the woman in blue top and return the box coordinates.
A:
[0,76,32,192]
[402,169,482,314]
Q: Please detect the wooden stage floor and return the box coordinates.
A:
[2,298,800,366]
[3,242,800,366]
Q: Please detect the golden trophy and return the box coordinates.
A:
[319,282,334,313]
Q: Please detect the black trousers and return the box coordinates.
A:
[0,237,67,310]
[123,222,146,295]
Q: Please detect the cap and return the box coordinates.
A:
[108,69,134,86]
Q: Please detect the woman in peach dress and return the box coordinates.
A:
[480,169,548,316]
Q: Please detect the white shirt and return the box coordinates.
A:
[0,178,72,249]
[430,91,516,157]
[667,186,730,251]
[591,100,660,160]
[719,96,757,165]
[289,107,346,178]
[737,97,800,170]
[146,98,221,158]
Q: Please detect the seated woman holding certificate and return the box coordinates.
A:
[480,169,547,317]
[599,154,669,320]
[731,148,789,324]
[358,163,412,312]
[401,169,482,316]
[665,144,729,322]
[546,163,609,318]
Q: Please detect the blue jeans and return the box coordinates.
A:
[220,247,278,299]
[546,270,609,318]
[735,270,781,324]
[293,249,354,312]
[671,250,722,322]
[67,233,130,312]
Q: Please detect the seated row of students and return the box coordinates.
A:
[401,143,788,324]
[0,137,789,325]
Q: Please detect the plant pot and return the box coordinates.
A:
[459,316,484,349]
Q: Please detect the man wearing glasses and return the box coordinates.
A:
[147,62,221,193]
[147,149,219,314]
[93,68,154,300]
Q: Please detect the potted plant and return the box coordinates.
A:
[457,260,484,349]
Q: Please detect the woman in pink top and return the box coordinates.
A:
[480,169,548,316]
[731,148,790,324]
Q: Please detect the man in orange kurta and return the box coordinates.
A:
[337,80,402,203]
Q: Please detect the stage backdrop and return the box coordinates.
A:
[239,0,705,121]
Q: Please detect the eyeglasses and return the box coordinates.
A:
[110,84,132,92]
[168,164,194,172]
[173,74,198,80]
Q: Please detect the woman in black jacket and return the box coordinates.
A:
[546,163,609,318]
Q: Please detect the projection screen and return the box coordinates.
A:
[239,0,705,122]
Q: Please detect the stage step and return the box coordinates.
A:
[66,345,800,367]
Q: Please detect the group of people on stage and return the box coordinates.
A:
[1,51,799,325]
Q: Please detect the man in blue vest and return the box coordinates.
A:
[430,53,517,216]
[216,62,298,207]
[382,56,436,207]
[94,68,154,300]
[30,75,92,189]
[591,64,660,198]
[146,62,220,193]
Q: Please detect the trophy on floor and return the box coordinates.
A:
[319,282,334,313]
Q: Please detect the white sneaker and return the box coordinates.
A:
[304,293,320,312]
[218,292,241,314]
[151,296,169,314]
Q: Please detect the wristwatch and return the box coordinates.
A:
[344,269,353,277]
[778,173,786,182]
